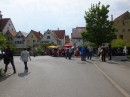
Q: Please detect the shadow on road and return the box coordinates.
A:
[0,74,12,82]
[18,72,31,77]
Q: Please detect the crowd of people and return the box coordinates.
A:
[0,44,129,74]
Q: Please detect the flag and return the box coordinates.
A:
[22,38,25,42]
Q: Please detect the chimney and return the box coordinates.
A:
[111,15,113,21]
[0,11,3,19]
[58,27,59,30]
[39,31,40,34]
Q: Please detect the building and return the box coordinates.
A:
[41,29,61,47]
[14,31,28,48]
[52,29,65,47]
[26,30,43,48]
[4,30,17,44]
[71,27,86,47]
[114,11,130,43]
[0,11,16,35]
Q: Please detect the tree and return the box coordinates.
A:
[0,32,7,50]
[81,2,116,46]
[111,39,130,48]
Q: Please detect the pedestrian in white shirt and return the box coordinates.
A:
[20,48,31,72]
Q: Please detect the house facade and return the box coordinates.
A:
[71,27,86,47]
[4,30,17,44]
[52,30,65,47]
[0,11,16,35]
[65,35,70,44]
[41,30,61,47]
[114,11,130,43]
[14,31,28,48]
[26,30,43,48]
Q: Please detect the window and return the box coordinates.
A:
[122,29,125,32]
[9,24,10,26]
[17,36,20,38]
[48,32,49,34]
[47,36,50,39]
[128,29,130,32]
[79,39,80,42]
[19,41,21,44]
[123,22,125,25]
[17,41,19,44]
[15,41,17,44]
[119,35,123,39]
[21,36,23,38]
[32,35,33,38]
[33,40,35,43]
[12,28,13,31]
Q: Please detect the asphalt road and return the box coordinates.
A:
[0,56,129,97]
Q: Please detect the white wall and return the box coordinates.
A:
[41,31,57,45]
[3,19,16,35]
[14,32,27,48]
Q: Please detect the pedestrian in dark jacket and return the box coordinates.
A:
[2,46,16,74]
[101,44,107,62]
[108,44,112,60]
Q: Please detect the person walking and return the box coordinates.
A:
[108,44,112,60]
[101,43,107,62]
[68,47,73,59]
[87,45,93,60]
[3,46,16,74]
[20,48,31,72]
[80,46,86,61]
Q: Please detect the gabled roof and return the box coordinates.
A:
[65,35,70,43]
[71,27,85,39]
[27,30,43,40]
[19,31,28,37]
[114,11,130,25]
[52,30,65,39]
[0,18,10,31]
[4,30,17,37]
[50,30,61,42]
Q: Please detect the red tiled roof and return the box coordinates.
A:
[9,30,17,37]
[31,30,43,40]
[0,18,10,31]
[50,30,61,42]
[114,11,130,25]
[71,27,85,39]
[65,35,70,43]
[52,30,65,39]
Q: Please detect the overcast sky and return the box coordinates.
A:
[0,0,130,37]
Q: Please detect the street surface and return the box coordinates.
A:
[0,56,130,97]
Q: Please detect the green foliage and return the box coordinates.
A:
[0,32,7,50]
[37,42,52,55]
[37,47,42,55]
[111,39,130,48]
[82,2,116,46]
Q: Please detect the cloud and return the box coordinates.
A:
[0,0,130,36]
